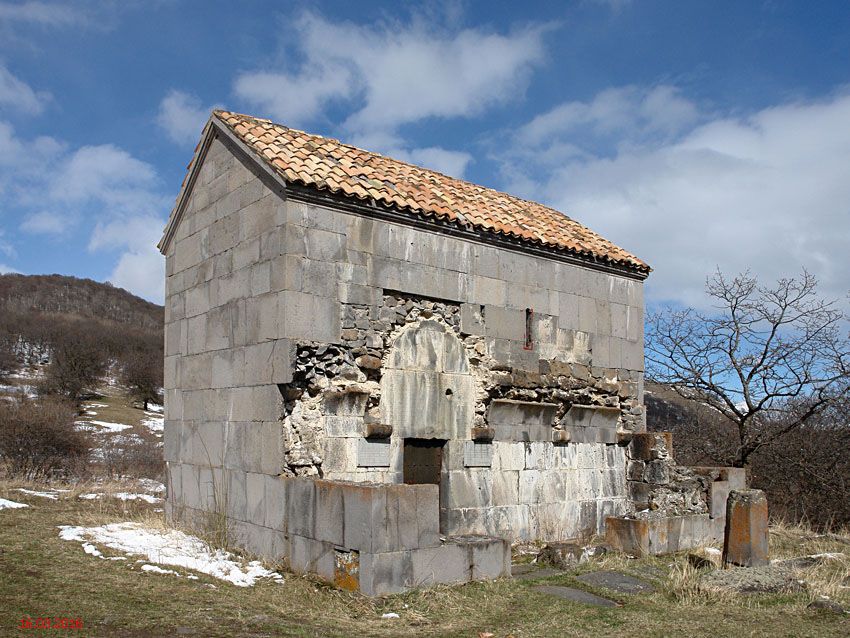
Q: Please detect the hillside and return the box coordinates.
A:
[0,274,162,331]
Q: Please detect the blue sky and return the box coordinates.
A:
[1,0,849,307]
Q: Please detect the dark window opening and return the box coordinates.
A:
[524,307,534,350]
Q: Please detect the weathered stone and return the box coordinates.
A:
[723,489,769,568]
[471,426,495,442]
[355,354,381,369]
[363,422,393,439]
[700,565,804,594]
[537,542,587,569]
[688,547,722,569]
[807,598,846,614]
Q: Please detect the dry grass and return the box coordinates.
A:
[2,487,848,637]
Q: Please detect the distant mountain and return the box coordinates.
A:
[0,274,162,330]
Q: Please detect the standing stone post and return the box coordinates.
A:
[723,489,769,568]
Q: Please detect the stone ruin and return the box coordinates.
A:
[158,110,747,594]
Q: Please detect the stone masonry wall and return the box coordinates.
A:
[163,133,648,551]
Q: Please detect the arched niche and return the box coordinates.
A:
[380,320,475,440]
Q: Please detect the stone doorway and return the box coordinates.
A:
[403,438,444,486]
[403,438,446,533]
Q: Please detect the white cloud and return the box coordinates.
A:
[0,262,18,273]
[50,144,163,216]
[234,64,353,129]
[235,12,547,132]
[517,85,699,149]
[0,1,87,26]
[107,247,164,303]
[90,215,166,303]
[233,11,549,172]
[157,90,219,145]
[0,64,50,114]
[0,117,167,302]
[19,210,71,234]
[505,88,850,308]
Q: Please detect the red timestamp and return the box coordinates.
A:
[19,616,84,630]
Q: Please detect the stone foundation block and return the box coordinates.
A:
[606,513,716,556]
[471,537,511,580]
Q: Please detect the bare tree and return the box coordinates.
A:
[647,270,850,467]
[120,349,163,410]
[0,340,16,383]
[39,331,108,402]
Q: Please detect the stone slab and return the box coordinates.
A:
[532,585,619,607]
[464,441,493,467]
[576,570,655,594]
[488,399,557,442]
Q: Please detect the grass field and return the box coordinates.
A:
[1,482,848,638]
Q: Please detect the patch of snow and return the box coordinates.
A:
[85,403,109,408]
[141,415,164,434]
[12,366,44,380]
[78,492,161,503]
[84,420,133,433]
[811,552,845,560]
[0,498,28,510]
[141,564,181,576]
[85,410,98,416]
[15,488,59,500]
[0,383,37,398]
[114,493,161,503]
[137,478,166,494]
[57,522,284,587]
[146,403,164,413]
[381,613,400,619]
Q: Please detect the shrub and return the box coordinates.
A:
[0,396,91,480]
[96,434,163,481]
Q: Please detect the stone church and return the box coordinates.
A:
[159,111,739,594]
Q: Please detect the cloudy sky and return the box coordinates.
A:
[1,1,849,309]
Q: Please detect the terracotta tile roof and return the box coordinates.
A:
[213,110,649,273]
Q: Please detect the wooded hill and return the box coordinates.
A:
[0,274,162,331]
[0,275,164,402]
